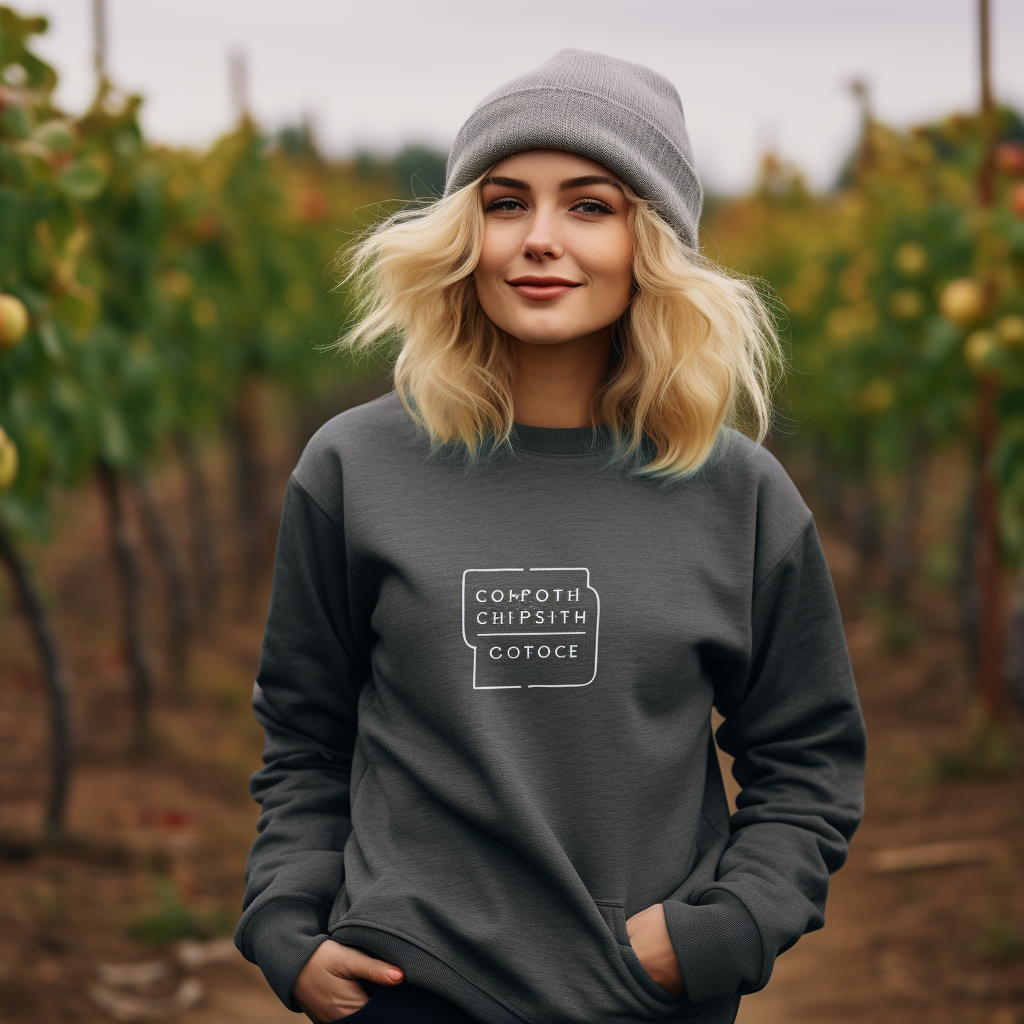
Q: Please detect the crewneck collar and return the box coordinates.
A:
[508,422,615,457]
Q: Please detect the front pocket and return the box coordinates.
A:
[594,901,680,1007]
[327,990,377,1022]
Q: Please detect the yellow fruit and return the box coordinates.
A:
[995,313,1024,347]
[940,278,985,328]
[160,269,194,300]
[826,302,877,347]
[964,329,997,369]
[0,293,30,350]
[0,426,18,491]
[859,378,895,413]
[191,297,218,328]
[894,242,928,278]
[889,288,924,321]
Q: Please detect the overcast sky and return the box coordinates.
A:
[20,0,1024,193]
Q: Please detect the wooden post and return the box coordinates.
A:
[229,50,250,125]
[975,0,1004,718]
[92,0,107,89]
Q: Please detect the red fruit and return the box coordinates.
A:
[149,809,194,832]
[996,141,1024,175]
[193,213,220,241]
[1012,182,1024,218]
[296,186,330,224]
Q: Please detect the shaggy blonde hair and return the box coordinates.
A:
[338,170,782,476]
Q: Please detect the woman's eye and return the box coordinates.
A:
[570,198,615,215]
[486,197,525,212]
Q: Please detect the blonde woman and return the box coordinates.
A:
[235,49,865,1024]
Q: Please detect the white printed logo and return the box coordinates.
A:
[461,568,600,689]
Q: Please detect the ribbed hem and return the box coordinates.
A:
[333,926,525,1024]
[241,899,330,1010]
[663,891,763,1004]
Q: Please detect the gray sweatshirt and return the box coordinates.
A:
[234,392,866,1024]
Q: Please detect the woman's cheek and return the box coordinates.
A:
[473,275,514,334]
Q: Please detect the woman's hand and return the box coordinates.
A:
[625,904,684,997]
[292,940,404,1023]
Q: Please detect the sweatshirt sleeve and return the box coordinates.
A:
[233,474,371,1010]
[662,517,866,1004]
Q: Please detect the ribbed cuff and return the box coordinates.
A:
[662,891,763,1003]
[241,899,330,1010]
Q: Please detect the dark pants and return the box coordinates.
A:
[330,982,480,1023]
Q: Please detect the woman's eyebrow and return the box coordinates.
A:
[482,174,624,192]
[483,176,530,190]
[560,175,623,192]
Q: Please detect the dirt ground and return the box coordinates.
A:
[0,439,1022,1024]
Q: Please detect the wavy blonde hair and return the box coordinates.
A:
[338,170,782,476]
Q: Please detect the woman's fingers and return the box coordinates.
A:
[293,941,404,1023]
[331,945,404,985]
[294,971,368,1023]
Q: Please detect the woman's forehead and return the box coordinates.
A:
[487,150,622,185]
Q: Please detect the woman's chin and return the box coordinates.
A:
[505,323,609,348]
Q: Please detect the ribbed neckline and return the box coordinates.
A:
[508,422,615,457]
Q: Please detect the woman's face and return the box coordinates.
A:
[474,150,634,348]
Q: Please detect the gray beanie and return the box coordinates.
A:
[444,48,703,249]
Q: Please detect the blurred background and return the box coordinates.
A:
[0,2,1023,1022]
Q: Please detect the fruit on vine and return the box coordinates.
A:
[191,297,218,328]
[0,425,18,491]
[995,313,1024,347]
[0,293,30,350]
[894,242,928,278]
[294,185,330,224]
[192,213,220,241]
[995,141,1024,175]
[964,329,997,369]
[1012,182,1024,219]
[859,378,895,413]
[889,288,924,320]
[939,278,985,327]
[160,269,194,300]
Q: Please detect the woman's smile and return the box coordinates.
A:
[506,275,583,301]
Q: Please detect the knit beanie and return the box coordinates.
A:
[444,48,703,250]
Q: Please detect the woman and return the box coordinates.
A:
[234,49,866,1024]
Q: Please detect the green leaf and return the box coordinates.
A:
[1,103,33,140]
[37,320,62,361]
[33,119,75,155]
[57,160,106,200]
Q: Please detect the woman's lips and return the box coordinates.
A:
[506,277,582,301]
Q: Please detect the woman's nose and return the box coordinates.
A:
[521,211,563,261]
